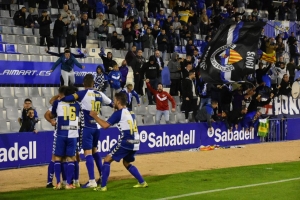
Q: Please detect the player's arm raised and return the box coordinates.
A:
[60,92,80,102]
[100,91,114,107]
[90,111,110,129]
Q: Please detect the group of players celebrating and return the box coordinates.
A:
[44,74,148,191]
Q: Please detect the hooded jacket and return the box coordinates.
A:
[168,52,181,79]
[141,56,160,79]
[94,65,108,91]
[108,70,122,89]
[99,54,117,74]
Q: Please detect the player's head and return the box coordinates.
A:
[211,100,218,109]
[157,83,163,92]
[114,92,127,109]
[58,86,68,99]
[65,86,78,96]
[83,74,94,88]
[23,98,32,109]
[126,84,133,92]
[27,108,35,118]
[64,49,71,59]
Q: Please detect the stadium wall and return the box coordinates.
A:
[1,120,299,170]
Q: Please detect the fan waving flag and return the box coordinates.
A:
[260,52,276,63]
[199,20,266,84]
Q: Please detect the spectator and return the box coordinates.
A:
[256,62,272,85]
[278,2,286,21]
[232,85,255,111]
[157,29,169,61]
[99,52,117,74]
[119,60,129,88]
[94,65,108,93]
[133,24,142,50]
[13,7,27,27]
[108,64,122,99]
[117,1,127,21]
[266,37,277,54]
[276,61,289,85]
[66,14,78,48]
[172,17,181,46]
[286,58,300,82]
[278,74,292,96]
[288,4,297,21]
[128,2,139,21]
[97,19,109,41]
[181,70,198,122]
[289,40,300,67]
[247,93,274,113]
[120,84,140,111]
[125,46,137,68]
[198,78,213,110]
[93,13,105,32]
[122,23,134,50]
[156,9,166,27]
[61,4,72,25]
[26,7,39,29]
[53,14,66,54]
[107,0,118,16]
[228,106,248,130]
[242,110,261,131]
[145,79,176,124]
[142,28,155,51]
[28,0,38,13]
[196,100,218,130]
[79,0,89,14]
[122,16,135,30]
[77,13,90,48]
[132,50,146,95]
[287,32,297,46]
[141,56,160,104]
[168,52,181,96]
[111,31,125,50]
[96,0,108,14]
[19,108,38,133]
[38,0,49,16]
[38,10,52,48]
[50,50,86,86]
[18,99,38,126]
[276,38,285,60]
[185,39,196,56]
[182,62,192,79]
[136,0,145,19]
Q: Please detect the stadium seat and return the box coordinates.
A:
[7,54,19,61]
[172,96,181,105]
[18,36,27,44]
[0,44,5,53]
[136,105,147,115]
[160,115,166,124]
[174,46,181,53]
[3,97,16,108]
[0,53,6,60]
[144,115,154,125]
[42,55,53,62]
[100,41,108,48]
[41,118,54,131]
[12,26,23,35]
[10,4,18,11]
[31,55,42,62]
[94,57,103,64]
[0,87,13,97]
[131,97,138,107]
[5,44,18,53]
[0,108,5,119]
[41,87,53,97]
[10,120,21,132]
[19,54,31,61]
[169,113,176,124]
[6,107,19,120]
[148,105,156,115]
[31,96,45,107]
[101,106,113,117]
[17,97,26,108]
[0,10,11,18]
[50,8,59,17]
[108,26,116,34]
[84,57,94,64]
[181,46,186,54]
[177,112,186,123]
[28,87,40,97]
[135,115,143,125]
[39,47,48,55]
[2,26,12,34]
[24,28,33,36]
[27,36,38,45]
[112,49,121,58]
[18,44,28,54]
[14,87,27,98]
[35,107,47,119]
[28,45,40,54]
[116,27,122,35]
[0,119,10,133]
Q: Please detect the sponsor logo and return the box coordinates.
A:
[207,128,254,143]
[74,71,97,77]
[139,130,195,148]
[0,141,37,162]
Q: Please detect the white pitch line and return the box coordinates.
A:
[155,177,300,200]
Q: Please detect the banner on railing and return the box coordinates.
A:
[0,61,100,85]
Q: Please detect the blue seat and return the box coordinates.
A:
[174,46,181,53]
[5,44,17,54]
[0,44,5,53]
[181,46,186,54]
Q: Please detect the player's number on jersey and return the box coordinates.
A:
[91,100,101,112]
[62,106,76,121]
[127,120,138,135]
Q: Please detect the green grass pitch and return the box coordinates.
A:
[1,161,299,200]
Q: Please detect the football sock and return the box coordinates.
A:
[101,162,111,188]
[127,164,144,183]
[85,155,95,180]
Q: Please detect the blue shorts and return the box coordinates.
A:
[81,127,100,150]
[53,136,77,157]
[109,144,136,162]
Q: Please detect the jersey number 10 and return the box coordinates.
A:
[91,100,101,112]
[63,106,76,121]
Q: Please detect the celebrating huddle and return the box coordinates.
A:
[44,74,148,191]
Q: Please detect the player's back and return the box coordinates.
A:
[52,100,80,138]
[108,108,140,151]
[76,89,111,129]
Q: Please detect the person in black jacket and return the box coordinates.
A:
[181,70,198,121]
[228,106,248,130]
[278,74,292,96]
[122,23,134,50]
[13,7,27,27]
[38,0,49,15]
[99,52,117,74]
[156,29,169,61]
[256,62,272,85]
[117,1,127,20]
[28,0,37,12]
[53,14,66,54]
[38,10,52,48]
[19,108,38,133]
[132,50,146,95]
[26,8,39,29]
[141,55,160,104]
[77,13,90,48]
[111,31,125,50]
[125,45,137,67]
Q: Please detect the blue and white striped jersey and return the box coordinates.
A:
[63,89,112,129]
[51,100,80,138]
[107,108,140,151]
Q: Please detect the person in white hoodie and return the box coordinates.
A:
[67,14,78,48]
